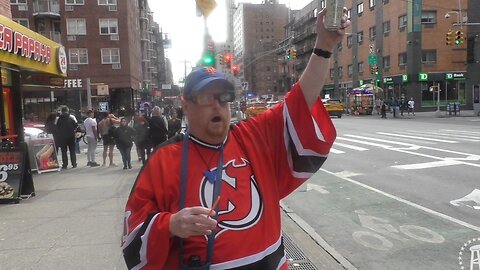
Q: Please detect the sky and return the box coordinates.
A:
[149,0,313,84]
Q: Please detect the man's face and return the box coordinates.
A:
[182,82,232,144]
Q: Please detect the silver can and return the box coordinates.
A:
[324,0,345,31]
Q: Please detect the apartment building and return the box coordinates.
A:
[10,0,168,120]
[233,0,288,97]
[285,0,470,111]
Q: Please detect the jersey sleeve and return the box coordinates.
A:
[238,83,336,198]
[121,159,174,269]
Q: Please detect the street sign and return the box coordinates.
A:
[196,0,217,17]
[368,55,377,65]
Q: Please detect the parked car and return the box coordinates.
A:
[245,102,268,118]
[322,99,344,118]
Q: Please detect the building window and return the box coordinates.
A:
[383,0,389,3]
[347,36,353,47]
[358,62,364,73]
[369,0,376,8]
[101,48,120,64]
[98,0,116,5]
[69,48,88,64]
[383,21,391,34]
[13,18,29,28]
[330,68,335,78]
[399,15,407,30]
[99,19,118,35]
[357,31,364,44]
[66,0,84,4]
[338,67,343,78]
[320,0,325,9]
[383,56,391,69]
[348,64,353,77]
[369,26,376,40]
[357,3,364,15]
[422,50,436,64]
[398,52,407,66]
[338,42,343,51]
[10,0,26,4]
[347,9,351,19]
[66,19,86,35]
[421,10,436,24]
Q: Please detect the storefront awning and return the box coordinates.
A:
[0,15,67,77]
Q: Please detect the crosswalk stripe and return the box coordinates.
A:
[406,130,480,140]
[376,132,458,143]
[392,160,464,170]
[329,148,345,154]
[337,137,393,148]
[440,129,480,135]
[333,142,368,151]
[343,134,415,146]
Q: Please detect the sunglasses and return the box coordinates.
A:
[187,92,235,106]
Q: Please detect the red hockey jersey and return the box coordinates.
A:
[122,84,336,269]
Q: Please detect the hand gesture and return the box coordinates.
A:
[315,7,351,51]
[170,206,218,238]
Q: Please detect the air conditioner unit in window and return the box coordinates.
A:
[110,35,119,41]
[65,5,74,11]
[112,64,121,69]
[108,5,117,11]
[67,35,76,41]
[18,5,28,11]
[69,65,78,71]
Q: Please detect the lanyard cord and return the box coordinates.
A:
[179,131,224,269]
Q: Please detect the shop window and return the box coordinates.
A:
[101,48,120,64]
[66,0,84,4]
[66,18,86,35]
[69,48,88,65]
[99,19,118,35]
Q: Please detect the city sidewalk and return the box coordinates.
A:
[0,148,347,270]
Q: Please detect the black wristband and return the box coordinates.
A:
[313,48,332,58]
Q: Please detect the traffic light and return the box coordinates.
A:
[286,49,291,60]
[370,65,378,74]
[202,39,216,67]
[232,64,239,76]
[446,31,454,46]
[455,31,464,45]
[291,49,297,59]
[224,53,232,68]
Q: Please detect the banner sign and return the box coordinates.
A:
[0,142,35,203]
[29,134,60,173]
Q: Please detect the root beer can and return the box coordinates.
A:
[324,0,345,31]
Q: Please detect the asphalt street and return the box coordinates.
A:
[282,111,480,270]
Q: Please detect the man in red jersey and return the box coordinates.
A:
[122,8,350,270]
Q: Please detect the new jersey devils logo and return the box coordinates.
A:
[200,158,263,235]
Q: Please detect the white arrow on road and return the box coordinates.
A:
[450,189,480,210]
[306,183,330,194]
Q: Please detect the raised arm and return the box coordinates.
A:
[299,8,350,109]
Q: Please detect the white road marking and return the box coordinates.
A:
[376,132,458,143]
[440,129,480,135]
[392,160,463,169]
[333,142,369,151]
[320,168,480,232]
[329,148,345,154]
[404,130,480,141]
[334,170,363,178]
[450,189,480,210]
[306,183,330,194]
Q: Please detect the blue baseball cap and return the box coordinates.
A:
[183,67,234,96]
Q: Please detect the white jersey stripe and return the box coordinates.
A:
[131,213,160,270]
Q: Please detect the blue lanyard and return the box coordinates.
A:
[179,131,224,269]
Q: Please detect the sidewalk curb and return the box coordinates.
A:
[281,201,358,270]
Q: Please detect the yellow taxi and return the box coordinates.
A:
[322,99,344,118]
[245,102,268,118]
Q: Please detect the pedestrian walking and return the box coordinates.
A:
[55,106,77,169]
[408,97,415,115]
[98,113,120,166]
[121,7,348,269]
[44,112,59,153]
[83,110,100,167]
[114,117,136,169]
[168,108,182,138]
[134,116,151,165]
[149,106,168,148]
